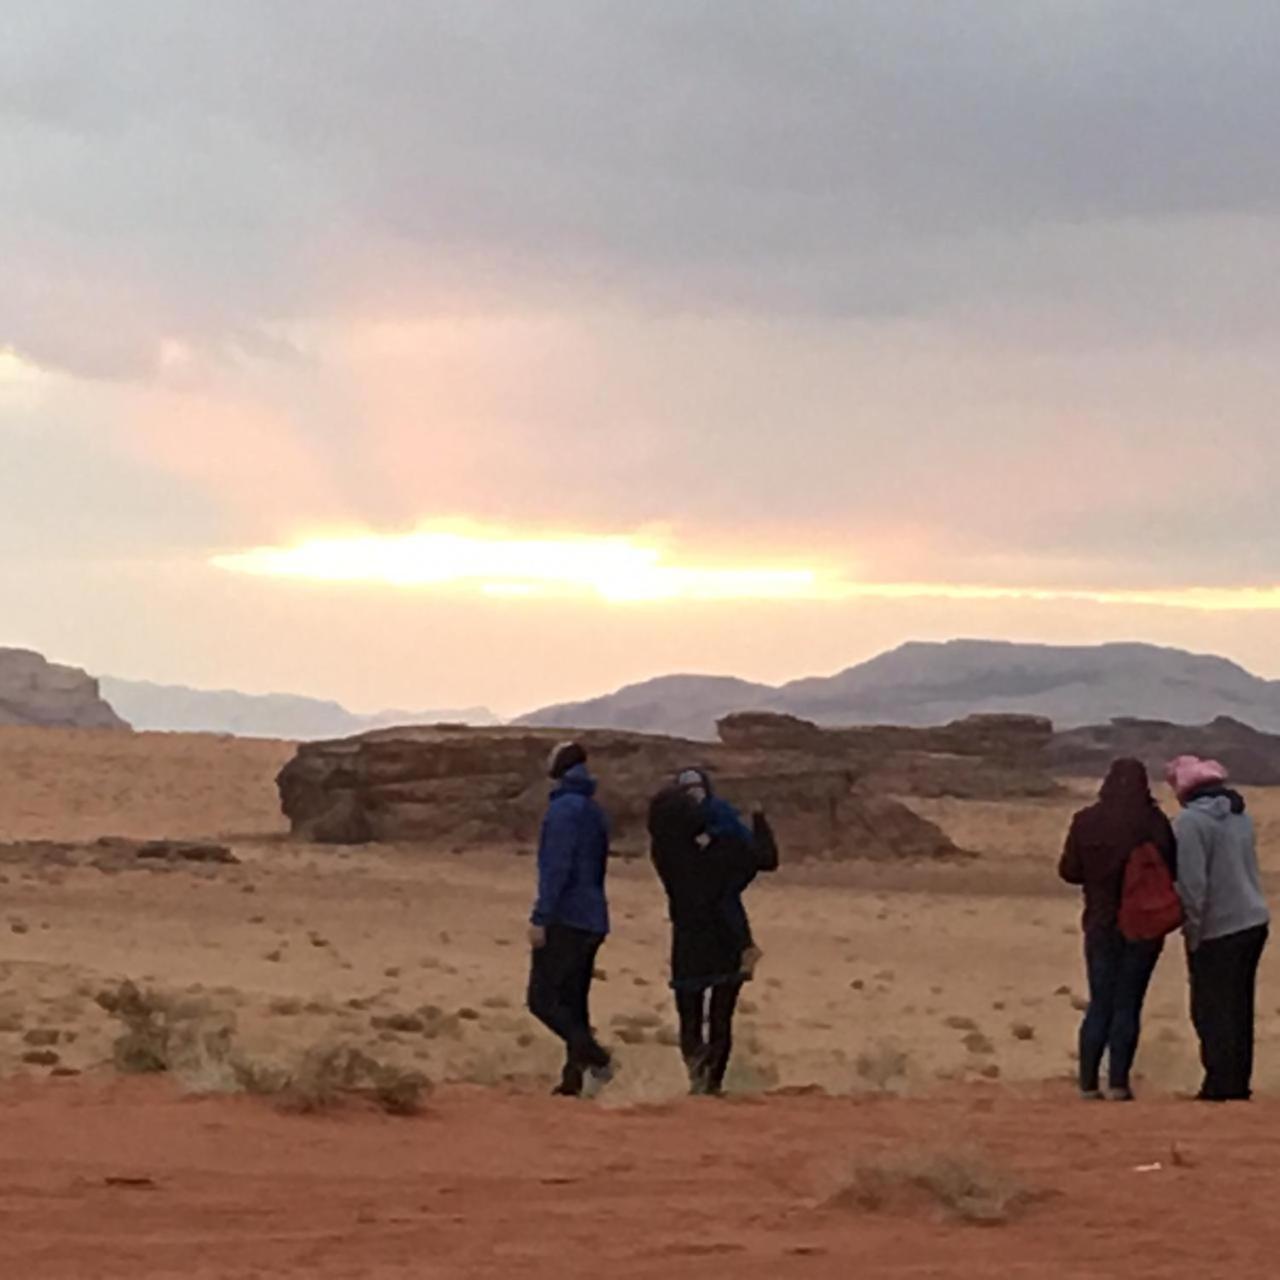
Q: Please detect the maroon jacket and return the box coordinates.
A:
[1059,761,1178,934]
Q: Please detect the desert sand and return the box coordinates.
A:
[3,725,1280,1277]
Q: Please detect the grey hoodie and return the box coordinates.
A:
[1175,794,1270,951]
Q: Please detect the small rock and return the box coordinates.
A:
[374,1013,426,1033]
[23,1028,60,1047]
[1011,1022,1036,1042]
[22,1049,60,1067]
[456,1007,481,1022]
[944,1015,978,1032]
[963,1031,996,1056]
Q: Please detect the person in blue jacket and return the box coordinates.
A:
[526,741,614,1097]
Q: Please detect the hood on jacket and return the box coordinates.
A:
[552,763,597,799]
[1185,787,1247,819]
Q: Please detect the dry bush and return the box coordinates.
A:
[95,981,235,1081]
[237,1043,430,1116]
[97,981,428,1116]
[831,1148,1034,1225]
[854,1042,910,1092]
[722,1044,781,1094]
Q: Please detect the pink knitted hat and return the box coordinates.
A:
[1165,755,1229,800]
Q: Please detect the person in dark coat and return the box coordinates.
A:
[649,774,779,1094]
[526,741,613,1098]
[1059,758,1177,1100]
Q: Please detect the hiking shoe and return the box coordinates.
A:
[1080,1089,1105,1101]
[1106,1087,1135,1102]
[581,1058,616,1100]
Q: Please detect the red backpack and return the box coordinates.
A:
[1118,842,1184,942]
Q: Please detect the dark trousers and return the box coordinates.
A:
[675,981,742,1095]
[1189,924,1268,1102]
[1079,928,1163,1093]
[527,924,609,1095]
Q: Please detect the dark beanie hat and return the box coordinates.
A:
[548,740,588,780]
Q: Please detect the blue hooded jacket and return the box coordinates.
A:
[530,765,610,935]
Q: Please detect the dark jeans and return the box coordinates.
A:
[675,981,742,1095]
[527,924,609,1095]
[1079,928,1163,1093]
[1189,924,1268,1102]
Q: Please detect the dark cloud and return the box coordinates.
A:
[6,2,1280,375]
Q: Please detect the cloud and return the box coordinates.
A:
[3,0,1280,696]
[6,2,1280,377]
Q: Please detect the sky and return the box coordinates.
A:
[4,1,1280,717]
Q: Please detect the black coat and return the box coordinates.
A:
[648,787,779,989]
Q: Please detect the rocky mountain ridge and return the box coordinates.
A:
[0,649,129,730]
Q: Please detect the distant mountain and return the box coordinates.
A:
[518,674,775,740]
[0,648,129,730]
[100,677,499,740]
[516,640,1280,739]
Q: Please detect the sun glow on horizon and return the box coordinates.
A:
[211,528,825,602]
[211,527,1280,612]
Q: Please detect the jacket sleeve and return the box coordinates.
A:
[531,800,577,927]
[1175,812,1209,952]
[752,812,780,873]
[1058,817,1085,886]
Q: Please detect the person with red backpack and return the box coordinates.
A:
[1059,759,1178,1101]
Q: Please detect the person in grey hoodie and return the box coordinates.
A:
[1167,755,1270,1102]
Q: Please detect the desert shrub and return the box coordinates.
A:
[95,981,234,1080]
[831,1147,1033,1225]
[854,1042,910,1092]
[236,1043,430,1117]
[97,981,429,1116]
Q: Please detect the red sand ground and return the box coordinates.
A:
[2,1077,1277,1279]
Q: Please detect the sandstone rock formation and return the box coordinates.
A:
[1048,716,1280,786]
[277,724,967,861]
[0,649,129,730]
[717,711,1059,800]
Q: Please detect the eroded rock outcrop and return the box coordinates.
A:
[277,725,966,861]
[0,649,129,730]
[1048,716,1280,786]
[717,711,1059,799]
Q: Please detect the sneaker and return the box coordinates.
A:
[581,1057,616,1100]
[1080,1089,1105,1101]
[1106,1087,1135,1102]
